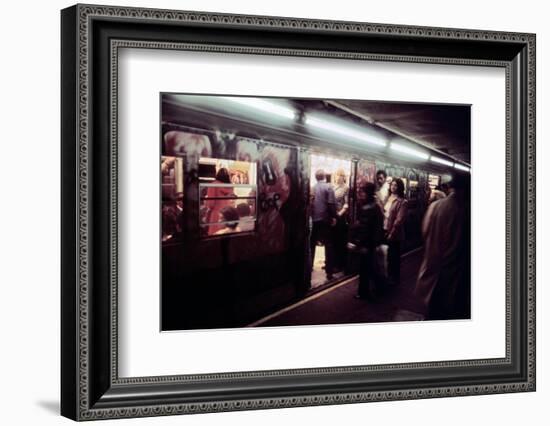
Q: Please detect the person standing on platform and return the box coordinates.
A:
[348,182,385,300]
[376,169,390,207]
[429,185,447,204]
[415,173,471,320]
[332,169,350,272]
[310,169,337,281]
[384,178,408,285]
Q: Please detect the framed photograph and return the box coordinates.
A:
[61,4,536,421]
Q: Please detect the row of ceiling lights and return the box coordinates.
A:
[221,96,471,173]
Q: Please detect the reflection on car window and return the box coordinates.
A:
[199,157,257,237]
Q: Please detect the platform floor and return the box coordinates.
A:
[254,249,426,327]
[310,244,345,289]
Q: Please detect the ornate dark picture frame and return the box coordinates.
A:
[61,4,536,421]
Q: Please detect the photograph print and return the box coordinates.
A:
[161,94,471,331]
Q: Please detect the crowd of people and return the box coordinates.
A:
[310,168,470,320]
[310,169,409,286]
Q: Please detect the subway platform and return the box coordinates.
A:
[250,249,426,328]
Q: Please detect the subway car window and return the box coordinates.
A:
[198,157,257,237]
[161,156,184,244]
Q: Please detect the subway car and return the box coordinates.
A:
[160,94,469,330]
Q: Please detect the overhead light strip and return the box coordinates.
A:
[222,97,296,120]
[305,115,387,147]
[454,163,471,172]
[390,143,429,160]
[430,156,454,167]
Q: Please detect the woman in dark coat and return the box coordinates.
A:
[349,182,385,299]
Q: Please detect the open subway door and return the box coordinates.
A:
[309,153,353,288]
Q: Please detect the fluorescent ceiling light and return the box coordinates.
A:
[305,115,386,147]
[454,163,471,172]
[390,143,429,160]
[430,156,454,167]
[222,97,296,120]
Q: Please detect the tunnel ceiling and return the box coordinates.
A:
[332,100,471,164]
[163,95,472,166]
